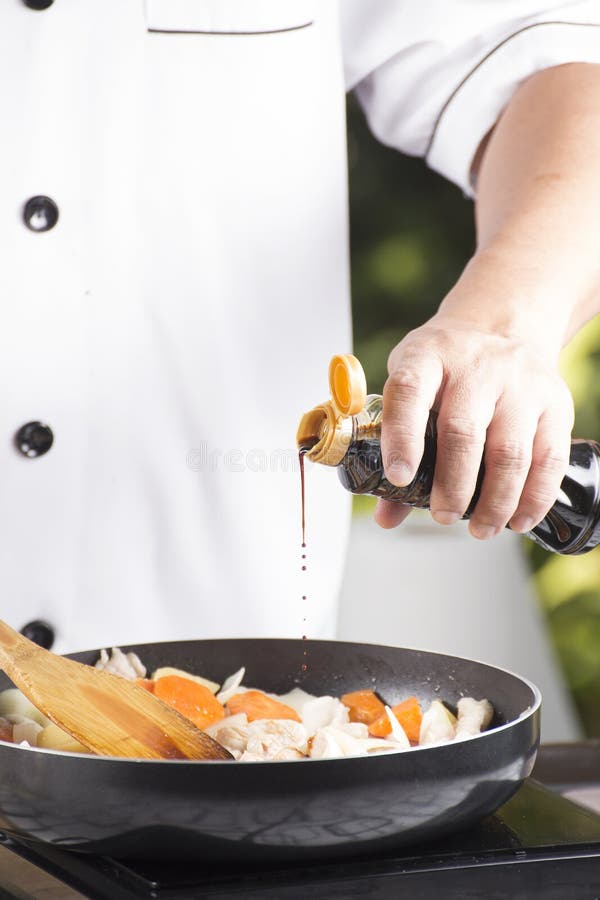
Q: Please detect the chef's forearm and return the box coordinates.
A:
[439,63,600,354]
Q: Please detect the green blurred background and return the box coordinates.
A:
[347,96,600,736]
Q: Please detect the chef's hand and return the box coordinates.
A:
[375,304,574,539]
[376,63,600,539]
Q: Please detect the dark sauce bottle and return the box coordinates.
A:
[297,355,600,556]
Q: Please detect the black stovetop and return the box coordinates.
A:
[3,746,600,900]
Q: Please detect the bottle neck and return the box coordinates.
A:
[297,395,383,467]
[297,401,354,466]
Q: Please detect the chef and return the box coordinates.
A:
[3,0,600,652]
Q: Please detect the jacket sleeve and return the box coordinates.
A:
[341,1,600,196]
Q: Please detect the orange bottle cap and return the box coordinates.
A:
[328,354,367,417]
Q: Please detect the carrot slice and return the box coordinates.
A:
[154,675,225,729]
[369,696,422,743]
[136,678,155,693]
[341,690,386,725]
[227,691,301,723]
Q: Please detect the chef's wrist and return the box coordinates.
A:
[467,64,600,350]
[437,244,586,358]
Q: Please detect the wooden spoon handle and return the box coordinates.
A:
[0,620,32,679]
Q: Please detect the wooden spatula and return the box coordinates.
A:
[0,620,232,760]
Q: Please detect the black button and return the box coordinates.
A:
[20,620,55,650]
[23,0,55,9]
[23,196,59,232]
[15,422,54,458]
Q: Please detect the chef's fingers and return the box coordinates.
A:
[468,400,537,539]
[374,499,412,529]
[509,404,573,533]
[382,351,443,487]
[429,384,495,525]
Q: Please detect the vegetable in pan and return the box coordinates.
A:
[0,648,494,760]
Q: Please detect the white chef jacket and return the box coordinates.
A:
[1,0,600,653]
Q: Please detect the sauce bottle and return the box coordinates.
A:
[297,354,600,555]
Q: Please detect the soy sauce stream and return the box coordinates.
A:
[299,440,317,674]
[300,448,308,549]
[299,437,318,543]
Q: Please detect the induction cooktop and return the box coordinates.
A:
[2,774,600,899]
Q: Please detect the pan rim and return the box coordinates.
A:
[0,637,541,765]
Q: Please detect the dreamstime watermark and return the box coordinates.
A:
[186,442,388,474]
[187,443,301,474]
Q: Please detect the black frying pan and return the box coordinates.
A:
[0,638,540,861]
